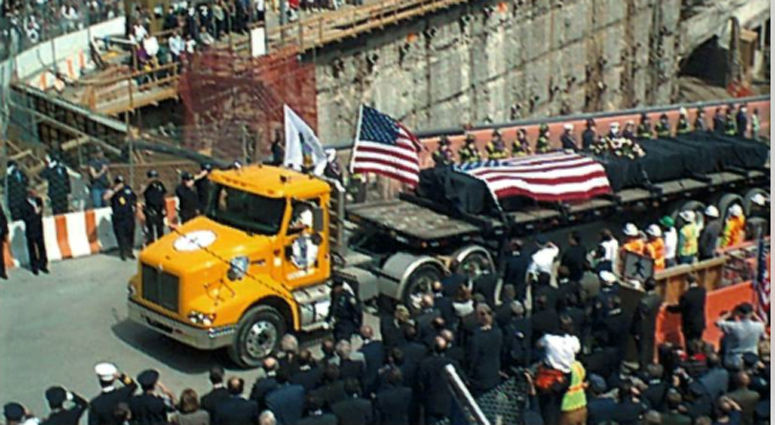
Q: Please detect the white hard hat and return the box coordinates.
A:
[646,224,662,237]
[599,270,617,284]
[626,120,635,125]
[623,223,639,237]
[679,107,687,115]
[564,123,573,131]
[679,210,695,222]
[729,204,743,217]
[325,148,337,162]
[704,205,719,218]
[610,122,620,130]
[95,362,118,381]
[751,193,767,207]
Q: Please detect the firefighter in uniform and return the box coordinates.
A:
[644,224,666,272]
[724,106,737,136]
[693,108,706,132]
[486,130,508,160]
[622,121,636,140]
[582,119,597,150]
[107,176,137,261]
[432,136,454,167]
[328,278,362,342]
[458,134,481,164]
[655,113,671,138]
[41,153,71,215]
[637,113,653,139]
[142,170,167,245]
[176,172,200,224]
[536,124,550,153]
[735,104,748,137]
[712,107,725,133]
[560,123,577,151]
[676,107,690,135]
[512,129,531,156]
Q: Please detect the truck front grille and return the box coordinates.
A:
[141,264,180,313]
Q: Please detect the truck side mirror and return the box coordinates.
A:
[312,207,324,233]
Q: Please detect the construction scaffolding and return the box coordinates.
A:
[177,47,317,164]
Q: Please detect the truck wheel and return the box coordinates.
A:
[454,250,494,276]
[228,305,286,368]
[671,200,707,230]
[743,189,769,216]
[402,264,443,311]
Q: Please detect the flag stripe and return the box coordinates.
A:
[352,165,420,184]
[354,143,421,166]
[494,184,612,202]
[485,170,610,186]
[472,163,604,179]
[350,154,420,174]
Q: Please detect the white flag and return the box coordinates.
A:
[283,105,327,175]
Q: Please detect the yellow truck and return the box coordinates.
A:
[127,158,768,367]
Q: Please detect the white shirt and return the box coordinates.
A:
[143,36,159,57]
[133,24,148,42]
[601,239,619,263]
[528,245,559,276]
[169,35,184,55]
[539,334,581,373]
[185,39,196,53]
[664,227,677,260]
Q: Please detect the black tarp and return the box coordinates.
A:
[417,166,501,218]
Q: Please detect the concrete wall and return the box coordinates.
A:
[313,0,686,144]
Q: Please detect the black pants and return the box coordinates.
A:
[683,327,705,345]
[144,209,165,244]
[26,233,47,272]
[113,218,135,259]
[51,196,68,215]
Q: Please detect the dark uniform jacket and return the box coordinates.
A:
[143,181,167,214]
[358,339,385,393]
[212,396,259,425]
[296,413,338,425]
[88,377,138,425]
[41,392,88,425]
[467,326,502,392]
[110,187,137,221]
[667,286,707,338]
[199,387,229,417]
[698,219,722,259]
[582,129,596,150]
[41,163,71,199]
[265,384,305,425]
[248,376,278,410]
[175,185,199,221]
[631,293,662,341]
[560,133,577,151]
[0,204,8,239]
[331,397,373,425]
[418,354,461,417]
[128,392,174,424]
[374,384,412,425]
[195,177,211,212]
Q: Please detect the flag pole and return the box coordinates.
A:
[348,104,364,175]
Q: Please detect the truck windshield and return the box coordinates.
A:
[206,184,286,235]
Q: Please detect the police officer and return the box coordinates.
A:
[676,107,690,135]
[693,108,706,132]
[560,124,577,151]
[486,130,508,160]
[194,163,212,212]
[512,129,531,156]
[108,176,137,261]
[582,119,597,150]
[735,104,748,137]
[142,170,167,245]
[536,124,550,153]
[88,362,138,425]
[712,107,725,133]
[724,105,737,136]
[21,190,48,275]
[42,386,88,425]
[0,204,7,279]
[128,370,176,425]
[432,136,453,167]
[636,113,653,139]
[328,278,362,342]
[458,134,481,164]
[176,172,199,224]
[5,160,29,221]
[655,113,671,137]
[41,153,71,215]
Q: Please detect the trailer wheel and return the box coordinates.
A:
[671,200,707,230]
[742,189,769,216]
[454,250,494,276]
[716,193,745,222]
[402,264,443,310]
[228,305,286,368]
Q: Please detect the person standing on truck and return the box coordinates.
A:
[21,189,48,275]
[486,129,508,160]
[560,124,578,151]
[607,122,620,139]
[621,223,645,255]
[666,274,706,345]
[328,278,362,343]
[724,105,737,136]
[720,205,746,248]
[432,136,454,167]
[677,211,699,265]
[694,108,707,132]
[644,225,665,272]
[512,129,531,156]
[655,113,671,138]
[536,124,551,153]
[194,163,212,213]
[141,170,167,245]
[622,121,636,140]
[458,134,481,164]
[41,153,71,215]
[107,176,137,261]
[712,107,726,134]
[582,119,597,150]
[735,104,748,138]
[528,235,559,279]
[676,108,690,135]
[698,206,722,261]
[176,172,200,224]
[660,216,678,268]
[637,113,653,139]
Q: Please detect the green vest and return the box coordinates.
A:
[561,361,587,411]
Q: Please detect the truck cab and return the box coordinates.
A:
[128,165,337,367]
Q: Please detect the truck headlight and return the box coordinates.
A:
[188,310,217,326]
[227,256,249,281]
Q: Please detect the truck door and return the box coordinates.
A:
[282,198,329,287]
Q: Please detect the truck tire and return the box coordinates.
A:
[228,305,286,368]
[453,249,494,276]
[671,200,707,230]
[402,264,443,310]
[716,193,745,222]
[743,188,769,216]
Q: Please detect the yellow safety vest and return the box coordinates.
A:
[561,361,587,411]
[678,223,698,256]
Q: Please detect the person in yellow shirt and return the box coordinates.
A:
[559,360,587,425]
[720,204,746,248]
[677,210,699,264]
[644,224,666,272]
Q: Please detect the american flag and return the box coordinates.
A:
[350,106,422,186]
[457,152,613,202]
[755,236,770,324]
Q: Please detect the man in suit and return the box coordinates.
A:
[41,386,88,425]
[88,362,137,425]
[380,305,411,351]
[296,395,337,425]
[503,239,533,301]
[200,366,229,417]
[264,369,305,425]
[21,190,48,275]
[249,357,279,410]
[473,258,498,307]
[666,274,707,345]
[432,281,456,327]
[632,278,663,368]
[331,378,373,425]
[290,349,323,391]
[414,295,442,346]
[727,372,760,425]
[397,325,428,390]
[128,369,176,424]
[466,303,502,395]
[419,337,461,425]
[0,203,8,279]
[501,300,531,372]
[374,368,412,425]
[213,377,259,425]
[357,325,384,395]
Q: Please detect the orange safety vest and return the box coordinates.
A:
[622,238,645,255]
[721,216,746,248]
[644,238,666,271]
